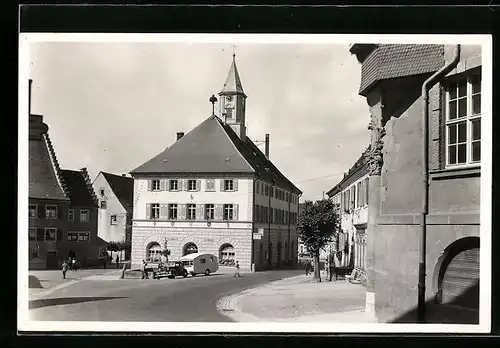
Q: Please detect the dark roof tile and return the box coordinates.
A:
[102,172,134,213]
[60,170,98,207]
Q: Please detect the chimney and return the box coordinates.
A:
[29,79,33,115]
[265,134,270,159]
[177,132,185,141]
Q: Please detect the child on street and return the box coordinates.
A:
[233,261,242,278]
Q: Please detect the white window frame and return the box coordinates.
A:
[44,227,57,242]
[187,179,197,191]
[29,204,37,218]
[45,205,58,219]
[151,179,161,191]
[67,232,78,241]
[168,204,178,220]
[68,209,74,222]
[110,214,118,225]
[205,204,215,220]
[100,200,107,209]
[445,71,481,168]
[150,203,160,219]
[80,209,90,223]
[187,203,196,220]
[206,179,215,192]
[78,232,90,242]
[224,179,234,191]
[29,227,37,240]
[223,204,234,221]
[169,179,179,191]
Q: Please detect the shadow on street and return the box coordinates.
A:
[390,282,479,324]
[29,296,127,310]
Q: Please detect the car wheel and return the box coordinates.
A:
[191,272,196,277]
[204,269,210,276]
[183,270,188,278]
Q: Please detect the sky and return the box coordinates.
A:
[29,41,370,202]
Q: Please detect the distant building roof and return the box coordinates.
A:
[357,44,444,96]
[130,115,302,194]
[29,116,69,201]
[326,147,370,197]
[60,169,98,207]
[101,172,134,213]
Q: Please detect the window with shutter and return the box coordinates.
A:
[147,180,152,191]
[233,180,238,191]
[146,203,151,219]
[234,204,239,220]
[220,180,225,192]
[196,180,201,191]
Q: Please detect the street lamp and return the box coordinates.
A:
[209,95,217,116]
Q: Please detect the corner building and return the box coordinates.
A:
[130,55,302,271]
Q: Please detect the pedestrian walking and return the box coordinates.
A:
[141,260,149,279]
[62,260,69,279]
[305,261,310,276]
[233,261,242,278]
[116,255,120,269]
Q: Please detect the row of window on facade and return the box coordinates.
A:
[28,204,90,223]
[254,205,298,225]
[255,181,299,204]
[146,242,235,263]
[445,70,481,166]
[148,179,239,192]
[147,203,239,221]
[28,227,90,242]
[332,177,369,214]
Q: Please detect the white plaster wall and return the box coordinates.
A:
[92,173,127,243]
[133,177,253,221]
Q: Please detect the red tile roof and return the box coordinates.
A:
[359,44,444,96]
[130,115,302,194]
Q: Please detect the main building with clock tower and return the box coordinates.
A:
[130,54,302,272]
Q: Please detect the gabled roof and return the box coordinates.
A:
[29,123,69,201]
[130,115,302,194]
[60,169,98,207]
[326,146,370,197]
[219,54,246,96]
[101,172,134,213]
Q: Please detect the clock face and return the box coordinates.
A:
[226,95,233,102]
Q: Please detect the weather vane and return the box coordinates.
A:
[232,44,237,58]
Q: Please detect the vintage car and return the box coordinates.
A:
[152,261,188,279]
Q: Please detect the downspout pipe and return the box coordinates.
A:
[418,44,460,323]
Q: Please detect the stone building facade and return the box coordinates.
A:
[130,55,301,271]
[327,149,369,276]
[350,43,482,323]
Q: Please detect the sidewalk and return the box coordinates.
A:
[28,268,123,299]
[217,274,378,323]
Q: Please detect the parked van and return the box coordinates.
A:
[180,252,219,276]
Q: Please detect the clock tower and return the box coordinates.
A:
[219,53,247,139]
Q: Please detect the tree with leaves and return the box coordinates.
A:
[297,198,341,282]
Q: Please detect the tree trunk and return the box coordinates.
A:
[313,249,321,282]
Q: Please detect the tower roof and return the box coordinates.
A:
[220,54,246,96]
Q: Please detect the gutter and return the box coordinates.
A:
[418,44,460,323]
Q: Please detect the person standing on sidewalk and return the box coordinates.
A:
[62,260,69,279]
[233,261,242,278]
[141,260,149,279]
[116,255,120,269]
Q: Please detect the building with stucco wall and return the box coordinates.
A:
[349,43,482,323]
[129,55,302,271]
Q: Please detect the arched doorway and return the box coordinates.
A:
[436,237,480,310]
[146,242,162,262]
[219,244,235,266]
[183,242,198,256]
